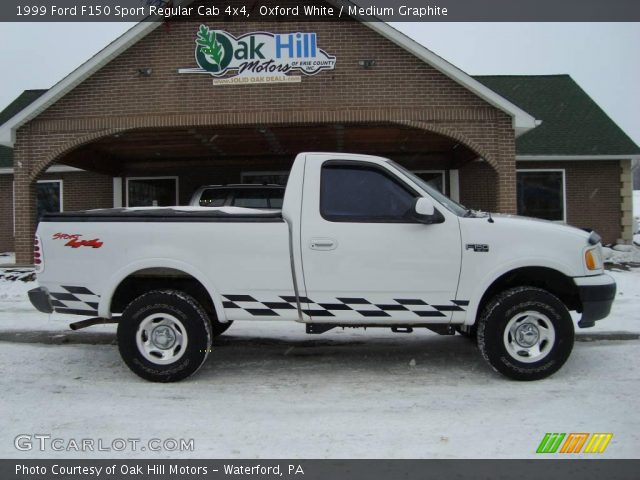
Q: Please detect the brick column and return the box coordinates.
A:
[13,158,36,265]
[620,159,633,243]
[494,116,518,214]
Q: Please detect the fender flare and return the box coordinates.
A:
[462,257,577,325]
[97,258,227,322]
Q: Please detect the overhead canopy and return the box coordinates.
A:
[58,123,479,175]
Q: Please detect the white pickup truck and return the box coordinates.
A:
[29,152,616,382]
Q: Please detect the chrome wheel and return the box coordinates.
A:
[136,313,188,365]
[503,310,556,363]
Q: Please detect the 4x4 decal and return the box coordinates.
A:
[52,233,103,249]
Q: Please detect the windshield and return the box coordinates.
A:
[386,160,469,217]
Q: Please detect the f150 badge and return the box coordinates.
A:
[466,243,489,253]
[52,233,103,249]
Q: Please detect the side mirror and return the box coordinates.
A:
[411,197,444,224]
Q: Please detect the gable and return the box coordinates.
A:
[0,2,536,146]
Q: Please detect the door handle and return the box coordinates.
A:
[310,238,337,251]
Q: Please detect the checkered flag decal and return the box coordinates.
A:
[50,286,100,315]
[223,294,468,318]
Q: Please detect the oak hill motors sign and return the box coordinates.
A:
[178,25,337,85]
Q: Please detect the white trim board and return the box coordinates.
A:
[0,165,84,175]
[0,0,538,147]
[517,155,640,161]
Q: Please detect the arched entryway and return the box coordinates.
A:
[15,121,508,263]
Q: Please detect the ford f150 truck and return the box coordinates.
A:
[28,152,616,382]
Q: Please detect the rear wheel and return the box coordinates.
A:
[117,290,212,382]
[477,286,574,381]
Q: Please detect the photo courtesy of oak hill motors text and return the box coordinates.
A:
[31,4,449,20]
[0,0,639,472]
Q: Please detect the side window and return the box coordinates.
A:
[199,188,230,207]
[320,164,416,222]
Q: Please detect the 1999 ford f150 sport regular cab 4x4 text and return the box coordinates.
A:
[28,152,616,382]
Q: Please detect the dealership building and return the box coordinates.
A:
[0,8,638,263]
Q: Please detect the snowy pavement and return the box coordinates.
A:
[1,263,639,459]
[0,325,639,459]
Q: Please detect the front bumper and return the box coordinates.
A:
[573,274,617,328]
[28,287,54,314]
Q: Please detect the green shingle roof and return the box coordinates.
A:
[475,74,640,156]
[0,89,47,168]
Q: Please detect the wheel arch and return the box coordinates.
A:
[98,259,226,322]
[465,266,580,327]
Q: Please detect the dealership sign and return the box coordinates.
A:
[178,25,337,85]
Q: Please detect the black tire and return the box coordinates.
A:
[477,286,574,381]
[117,290,212,382]
[211,320,233,337]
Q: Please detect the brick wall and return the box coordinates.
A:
[459,160,498,212]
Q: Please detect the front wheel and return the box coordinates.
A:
[117,290,212,382]
[477,286,574,381]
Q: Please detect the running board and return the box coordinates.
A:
[305,323,455,335]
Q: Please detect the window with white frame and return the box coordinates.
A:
[412,170,446,195]
[126,177,178,207]
[516,169,566,222]
[241,171,289,186]
[36,180,63,219]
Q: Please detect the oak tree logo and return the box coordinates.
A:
[195,25,233,73]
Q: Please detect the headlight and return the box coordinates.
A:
[585,246,603,271]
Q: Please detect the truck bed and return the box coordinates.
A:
[40,206,284,223]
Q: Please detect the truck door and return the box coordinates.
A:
[299,156,463,323]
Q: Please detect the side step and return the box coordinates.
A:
[305,323,456,335]
[306,323,337,334]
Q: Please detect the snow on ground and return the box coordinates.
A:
[0,267,639,459]
[1,332,639,459]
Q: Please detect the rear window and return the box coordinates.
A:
[198,187,284,209]
[199,188,231,207]
[232,189,284,209]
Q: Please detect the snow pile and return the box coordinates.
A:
[0,252,15,265]
[602,243,640,265]
[0,278,32,300]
